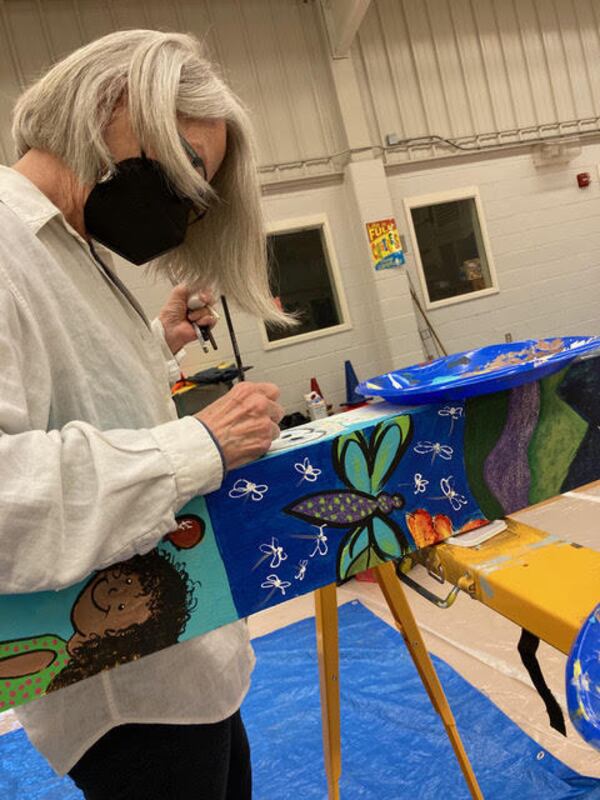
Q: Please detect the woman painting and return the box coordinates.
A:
[0,27,288,799]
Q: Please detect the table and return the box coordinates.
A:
[315,501,600,798]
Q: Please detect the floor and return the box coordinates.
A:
[246,484,600,779]
[1,489,598,781]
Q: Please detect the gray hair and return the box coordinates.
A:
[12,29,288,325]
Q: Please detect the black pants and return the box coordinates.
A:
[68,712,252,800]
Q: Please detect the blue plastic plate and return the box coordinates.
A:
[566,603,600,751]
[358,337,600,405]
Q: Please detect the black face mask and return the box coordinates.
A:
[84,155,195,265]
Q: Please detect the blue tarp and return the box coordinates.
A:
[0,600,598,799]
[243,601,600,800]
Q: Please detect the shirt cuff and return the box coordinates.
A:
[149,416,225,505]
[151,318,187,385]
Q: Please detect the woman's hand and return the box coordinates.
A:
[196,382,284,470]
[158,284,217,355]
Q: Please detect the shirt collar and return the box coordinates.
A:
[0,165,86,242]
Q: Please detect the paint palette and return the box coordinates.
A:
[566,602,600,751]
[358,337,600,405]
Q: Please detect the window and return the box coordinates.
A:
[262,215,351,348]
[404,187,498,309]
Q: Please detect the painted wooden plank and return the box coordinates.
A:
[1,358,600,710]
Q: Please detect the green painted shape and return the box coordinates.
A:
[338,524,388,580]
[464,391,510,519]
[528,369,588,505]
[370,424,402,493]
[339,438,371,493]
[342,545,384,580]
[0,635,69,709]
[371,516,403,560]
[339,527,369,580]
[370,416,412,493]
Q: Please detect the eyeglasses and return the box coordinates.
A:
[179,133,209,224]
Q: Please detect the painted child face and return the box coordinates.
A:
[71,567,152,640]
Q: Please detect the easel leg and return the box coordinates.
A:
[374,562,484,800]
[314,584,341,800]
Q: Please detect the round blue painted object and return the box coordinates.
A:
[357,336,600,405]
[566,603,600,751]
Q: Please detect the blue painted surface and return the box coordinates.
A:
[567,603,600,751]
[0,405,489,711]
[359,337,600,404]
[209,408,481,617]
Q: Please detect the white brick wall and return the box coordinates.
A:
[343,158,424,372]
[115,141,600,418]
[389,143,600,355]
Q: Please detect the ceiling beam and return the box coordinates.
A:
[320,0,372,59]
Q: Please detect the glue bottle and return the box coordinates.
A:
[304,390,327,421]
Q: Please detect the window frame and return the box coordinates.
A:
[403,186,499,311]
[260,214,353,351]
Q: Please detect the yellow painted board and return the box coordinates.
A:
[420,520,600,654]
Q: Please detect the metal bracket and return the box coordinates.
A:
[396,565,461,609]
[427,563,446,585]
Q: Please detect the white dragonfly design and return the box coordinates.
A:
[440,476,468,512]
[291,524,329,558]
[260,574,292,597]
[438,405,463,434]
[413,473,429,494]
[414,441,454,464]
[294,457,322,484]
[295,560,309,581]
[256,537,288,570]
[228,478,269,502]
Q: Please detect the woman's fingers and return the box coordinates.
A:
[188,308,217,328]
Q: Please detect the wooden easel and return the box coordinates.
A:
[314,561,483,800]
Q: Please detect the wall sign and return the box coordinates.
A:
[366,218,405,270]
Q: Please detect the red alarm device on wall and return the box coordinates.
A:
[577,172,591,188]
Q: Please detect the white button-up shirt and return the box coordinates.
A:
[0,166,254,775]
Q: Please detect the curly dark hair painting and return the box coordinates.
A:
[47,550,195,692]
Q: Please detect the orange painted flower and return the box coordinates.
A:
[432,514,453,540]
[406,509,453,547]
